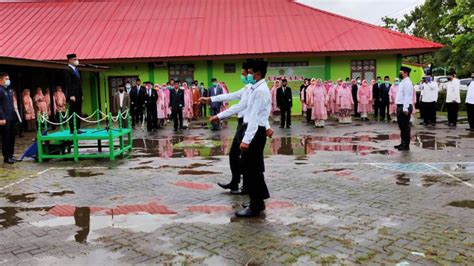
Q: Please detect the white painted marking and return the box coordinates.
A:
[424,163,473,188]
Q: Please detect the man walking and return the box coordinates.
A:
[0,72,17,164]
[394,66,414,151]
[64,54,84,134]
[236,61,272,217]
[277,79,292,128]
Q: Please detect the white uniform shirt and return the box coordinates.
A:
[211,84,250,119]
[119,92,124,108]
[446,78,461,103]
[242,79,271,144]
[420,81,439,102]
[466,80,474,104]
[395,77,414,112]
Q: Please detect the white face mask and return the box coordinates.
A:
[73,60,79,66]
[5,80,11,87]
[125,84,131,89]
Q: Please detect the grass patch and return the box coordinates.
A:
[354,251,376,264]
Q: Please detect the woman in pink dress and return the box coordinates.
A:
[300,79,309,120]
[357,80,372,120]
[161,83,171,122]
[23,89,36,131]
[34,87,48,117]
[44,88,52,117]
[305,78,317,123]
[336,82,354,124]
[271,80,281,123]
[327,80,338,118]
[311,79,328,128]
[155,84,167,128]
[388,78,399,122]
[182,82,193,128]
[369,79,376,114]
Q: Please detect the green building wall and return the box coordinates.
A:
[83,54,401,116]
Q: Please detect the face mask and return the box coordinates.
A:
[377,80,382,84]
[73,60,79,66]
[5,80,11,87]
[399,74,403,80]
[247,74,256,85]
[125,84,131,89]
[425,77,432,83]
[240,74,248,84]
[357,80,361,85]
[385,81,390,85]
[448,77,452,81]
[394,81,399,85]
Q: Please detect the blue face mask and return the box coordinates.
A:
[425,77,432,82]
[5,80,11,87]
[394,81,399,85]
[240,74,248,84]
[247,74,256,85]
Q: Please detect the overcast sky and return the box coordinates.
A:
[296,0,424,26]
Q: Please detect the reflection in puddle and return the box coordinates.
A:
[0,206,52,228]
[395,173,410,186]
[67,169,103,177]
[414,134,459,150]
[2,191,75,204]
[447,200,474,209]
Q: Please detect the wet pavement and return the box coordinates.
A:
[1,117,474,265]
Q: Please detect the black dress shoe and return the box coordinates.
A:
[4,158,15,164]
[394,144,403,149]
[286,126,291,129]
[235,207,262,217]
[397,146,410,151]
[217,182,237,190]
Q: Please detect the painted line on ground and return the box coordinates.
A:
[424,163,473,188]
[0,168,50,191]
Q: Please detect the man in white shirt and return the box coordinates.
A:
[446,70,461,127]
[234,61,272,217]
[466,72,474,131]
[201,62,273,195]
[420,73,439,126]
[394,66,414,151]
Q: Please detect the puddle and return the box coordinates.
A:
[178,170,221,175]
[314,168,351,174]
[447,200,474,209]
[395,173,410,186]
[414,134,459,150]
[0,206,52,228]
[421,175,460,187]
[2,191,75,204]
[67,169,103,177]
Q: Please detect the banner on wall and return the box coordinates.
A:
[266,65,325,92]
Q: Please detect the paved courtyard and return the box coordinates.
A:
[0,117,473,265]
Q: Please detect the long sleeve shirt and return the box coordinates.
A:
[446,78,461,103]
[395,77,414,112]
[211,85,249,119]
[466,80,474,104]
[242,79,271,144]
[420,81,439,103]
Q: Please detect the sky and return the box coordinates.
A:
[296,0,424,26]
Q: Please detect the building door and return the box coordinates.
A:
[169,64,194,84]
[108,76,138,110]
[351,60,376,82]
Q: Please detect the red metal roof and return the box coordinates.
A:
[0,0,443,62]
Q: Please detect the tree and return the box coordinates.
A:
[382,0,473,76]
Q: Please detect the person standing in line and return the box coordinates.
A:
[311,78,328,128]
[182,82,193,128]
[357,80,372,121]
[22,89,36,131]
[53,86,67,125]
[336,82,353,124]
[379,76,391,122]
[112,84,130,128]
[300,78,310,121]
[277,79,292,128]
[208,78,223,130]
[394,66,414,151]
[0,72,18,164]
[199,82,208,117]
[235,60,272,218]
[169,82,184,131]
[64,53,84,134]
[327,80,338,119]
[465,72,474,131]
[142,81,158,132]
[191,82,201,120]
[419,73,439,126]
[372,76,382,121]
[156,84,168,128]
[34,87,48,117]
[270,79,281,124]
[351,79,359,117]
[445,70,461,127]
[388,78,399,122]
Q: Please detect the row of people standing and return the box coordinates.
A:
[113,78,229,132]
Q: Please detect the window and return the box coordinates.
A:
[224,63,236,73]
[108,76,139,109]
[351,60,376,81]
[169,64,195,84]
[269,61,309,67]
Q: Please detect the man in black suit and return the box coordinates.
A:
[141,81,158,132]
[208,78,223,130]
[372,76,382,121]
[379,76,391,122]
[132,79,145,128]
[351,79,359,116]
[277,79,293,128]
[64,54,85,134]
[169,82,185,131]
[199,82,208,117]
[128,79,139,128]
[0,73,18,164]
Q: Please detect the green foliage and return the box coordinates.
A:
[382,0,474,77]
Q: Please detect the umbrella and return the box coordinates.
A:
[20,130,48,160]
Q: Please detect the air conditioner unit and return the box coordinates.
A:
[154,62,167,68]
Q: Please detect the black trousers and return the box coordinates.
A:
[210,107,220,129]
[422,101,437,124]
[201,104,207,117]
[228,118,245,189]
[241,125,269,208]
[131,105,143,127]
[379,101,388,120]
[418,101,425,119]
[1,121,16,160]
[280,108,291,127]
[306,108,312,123]
[397,105,412,147]
[373,101,380,118]
[68,100,82,133]
[146,106,158,131]
[467,103,474,129]
[171,108,183,130]
[446,102,459,125]
[353,99,359,116]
